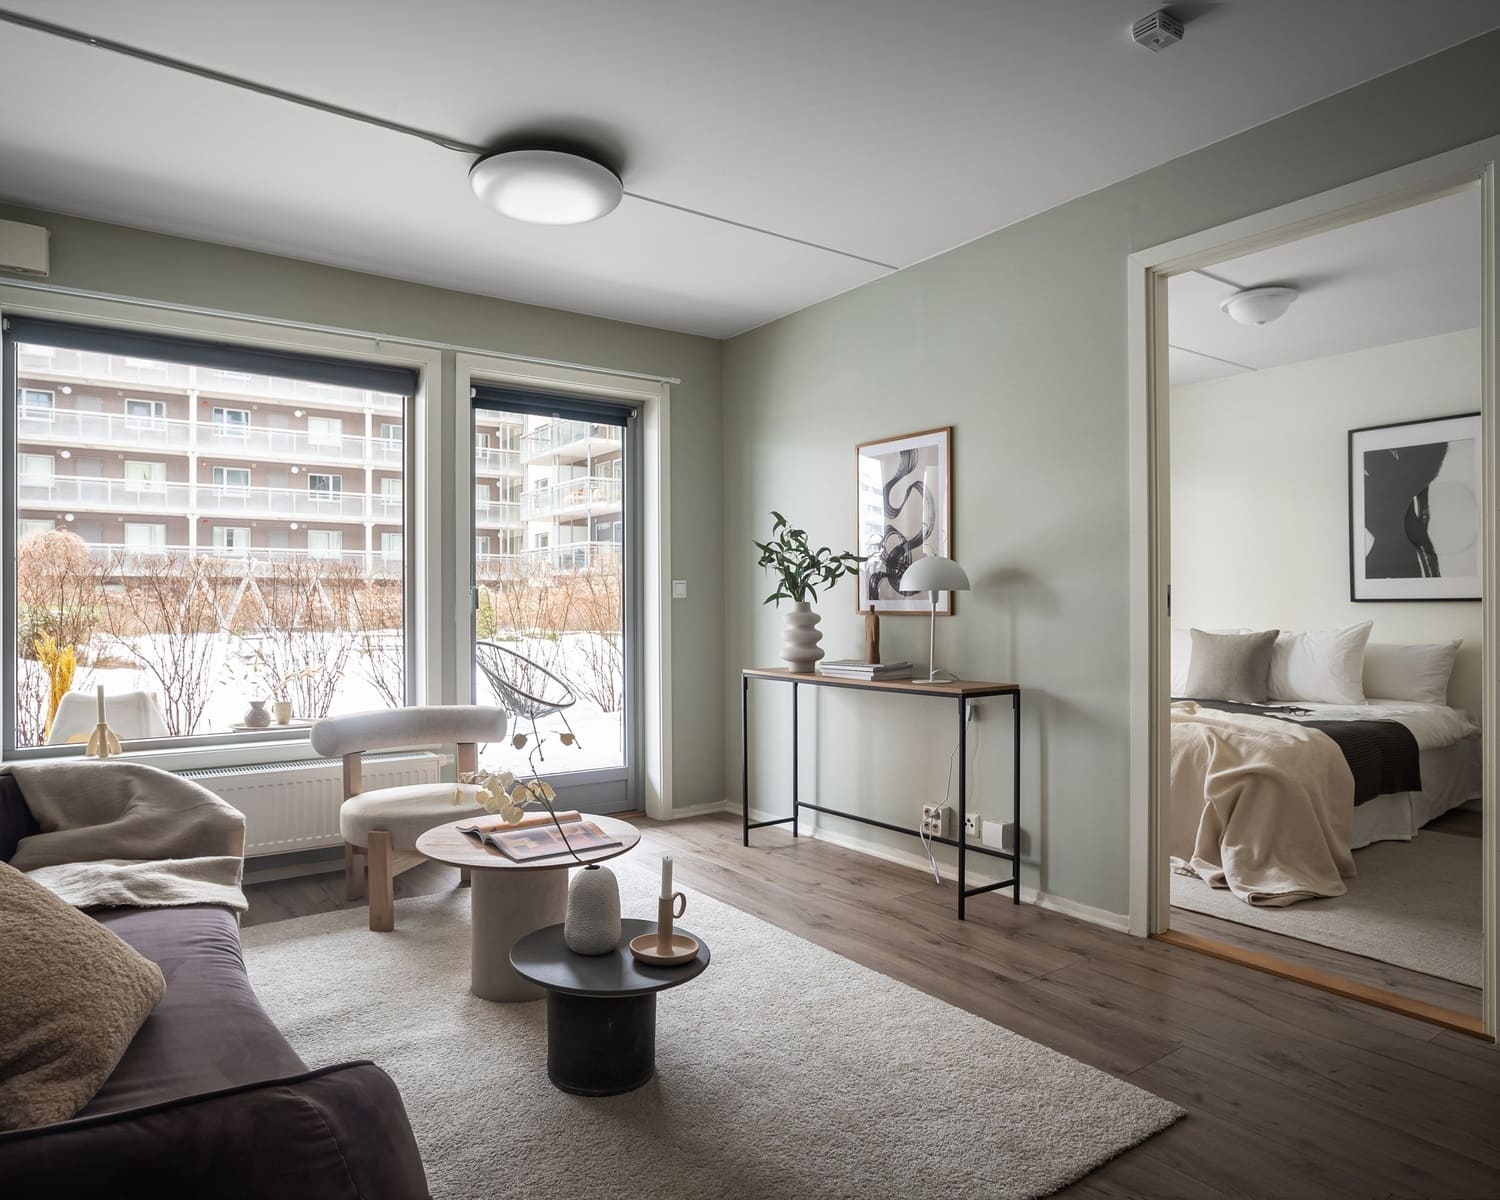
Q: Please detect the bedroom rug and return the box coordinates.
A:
[243,860,1182,1200]
[1171,830,1480,987]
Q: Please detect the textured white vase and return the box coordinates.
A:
[781,601,824,673]
[564,864,621,955]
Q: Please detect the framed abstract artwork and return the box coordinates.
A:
[855,426,953,615]
[1349,412,1482,601]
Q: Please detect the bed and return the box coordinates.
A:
[1168,626,1482,906]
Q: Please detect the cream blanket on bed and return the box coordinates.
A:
[4,761,247,912]
[1169,702,1355,907]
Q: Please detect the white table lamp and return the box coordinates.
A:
[897,555,971,683]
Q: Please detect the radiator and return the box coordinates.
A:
[181,753,441,857]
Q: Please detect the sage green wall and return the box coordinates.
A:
[723,32,1500,916]
[0,203,725,811]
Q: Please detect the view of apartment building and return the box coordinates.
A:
[17,344,624,578]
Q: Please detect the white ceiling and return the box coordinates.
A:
[1,1,1497,338]
[1168,187,1482,386]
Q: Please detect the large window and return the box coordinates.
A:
[5,317,415,752]
[471,385,637,810]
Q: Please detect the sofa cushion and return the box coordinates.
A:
[0,774,36,863]
[341,782,488,851]
[0,862,165,1129]
[83,905,305,1117]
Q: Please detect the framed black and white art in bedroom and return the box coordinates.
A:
[1349,412,1482,602]
[855,426,953,615]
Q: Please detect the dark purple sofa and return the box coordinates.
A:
[0,777,429,1200]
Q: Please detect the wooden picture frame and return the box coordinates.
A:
[1349,411,1482,602]
[855,426,954,615]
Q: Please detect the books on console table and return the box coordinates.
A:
[458,813,621,863]
[816,659,914,681]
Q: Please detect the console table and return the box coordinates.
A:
[740,668,1021,919]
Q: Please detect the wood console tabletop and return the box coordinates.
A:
[740,667,1022,919]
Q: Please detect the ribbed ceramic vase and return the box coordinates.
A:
[564,863,621,955]
[782,601,825,673]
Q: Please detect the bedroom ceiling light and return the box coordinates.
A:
[1219,285,1299,326]
[468,150,623,225]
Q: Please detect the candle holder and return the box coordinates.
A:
[86,686,122,759]
[628,890,699,966]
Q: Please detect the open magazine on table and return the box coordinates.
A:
[457,811,621,863]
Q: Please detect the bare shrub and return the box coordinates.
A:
[234,558,364,720]
[17,530,105,657]
[563,561,624,713]
[14,657,51,749]
[100,553,232,737]
[351,581,405,709]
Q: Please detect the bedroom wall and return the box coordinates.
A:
[0,202,726,812]
[722,31,1500,919]
[1171,329,1484,717]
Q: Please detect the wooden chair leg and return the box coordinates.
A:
[367,830,395,932]
[344,843,366,901]
[459,866,472,888]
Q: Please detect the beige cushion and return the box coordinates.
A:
[341,782,489,851]
[0,860,166,1130]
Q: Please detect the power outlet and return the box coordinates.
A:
[964,813,981,838]
[920,804,949,837]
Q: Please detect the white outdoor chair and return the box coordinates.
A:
[46,689,171,746]
[310,704,508,932]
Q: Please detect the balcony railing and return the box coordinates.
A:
[474,445,522,474]
[19,476,194,511]
[20,476,384,521]
[195,485,368,520]
[474,500,522,528]
[81,543,404,579]
[17,347,403,410]
[17,405,398,465]
[520,476,622,521]
[520,420,622,462]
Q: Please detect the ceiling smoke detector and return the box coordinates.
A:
[1131,10,1184,52]
[1219,286,1299,327]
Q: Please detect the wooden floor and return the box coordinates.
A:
[244,814,1500,1200]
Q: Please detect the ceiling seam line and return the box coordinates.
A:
[1167,342,1257,371]
[0,6,897,272]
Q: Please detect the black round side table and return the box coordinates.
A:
[509,917,711,1096]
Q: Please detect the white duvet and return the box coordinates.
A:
[1260,700,1479,752]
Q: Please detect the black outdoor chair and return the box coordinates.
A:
[474,640,581,750]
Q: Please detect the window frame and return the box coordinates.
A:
[2,305,433,765]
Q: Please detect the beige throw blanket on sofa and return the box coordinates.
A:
[1169,702,1355,907]
[4,761,247,912]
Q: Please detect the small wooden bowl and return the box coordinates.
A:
[628,932,699,966]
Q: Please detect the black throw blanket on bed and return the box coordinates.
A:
[1177,698,1423,806]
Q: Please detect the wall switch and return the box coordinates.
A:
[981,820,1014,853]
[671,579,688,599]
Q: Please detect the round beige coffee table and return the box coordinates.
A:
[416,814,639,1002]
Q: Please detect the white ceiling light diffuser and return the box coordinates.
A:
[1219,285,1298,326]
[469,150,623,225]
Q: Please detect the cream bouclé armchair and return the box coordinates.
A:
[310,705,508,932]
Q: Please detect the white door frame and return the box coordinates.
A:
[1127,136,1500,1037]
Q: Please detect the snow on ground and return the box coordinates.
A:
[39,631,624,772]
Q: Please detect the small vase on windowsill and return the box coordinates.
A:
[242,699,271,729]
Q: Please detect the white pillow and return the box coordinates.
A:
[1268,622,1372,705]
[1362,640,1461,705]
[1171,627,1248,697]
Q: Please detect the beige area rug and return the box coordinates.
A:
[1172,831,1481,987]
[243,860,1182,1200]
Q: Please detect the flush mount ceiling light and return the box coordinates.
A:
[1219,285,1298,326]
[468,149,623,225]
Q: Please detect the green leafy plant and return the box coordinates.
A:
[754,511,864,606]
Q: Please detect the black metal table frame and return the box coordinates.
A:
[741,671,1021,919]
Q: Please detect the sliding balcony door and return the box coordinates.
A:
[471,386,640,813]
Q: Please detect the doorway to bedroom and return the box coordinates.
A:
[1155,183,1489,1030]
